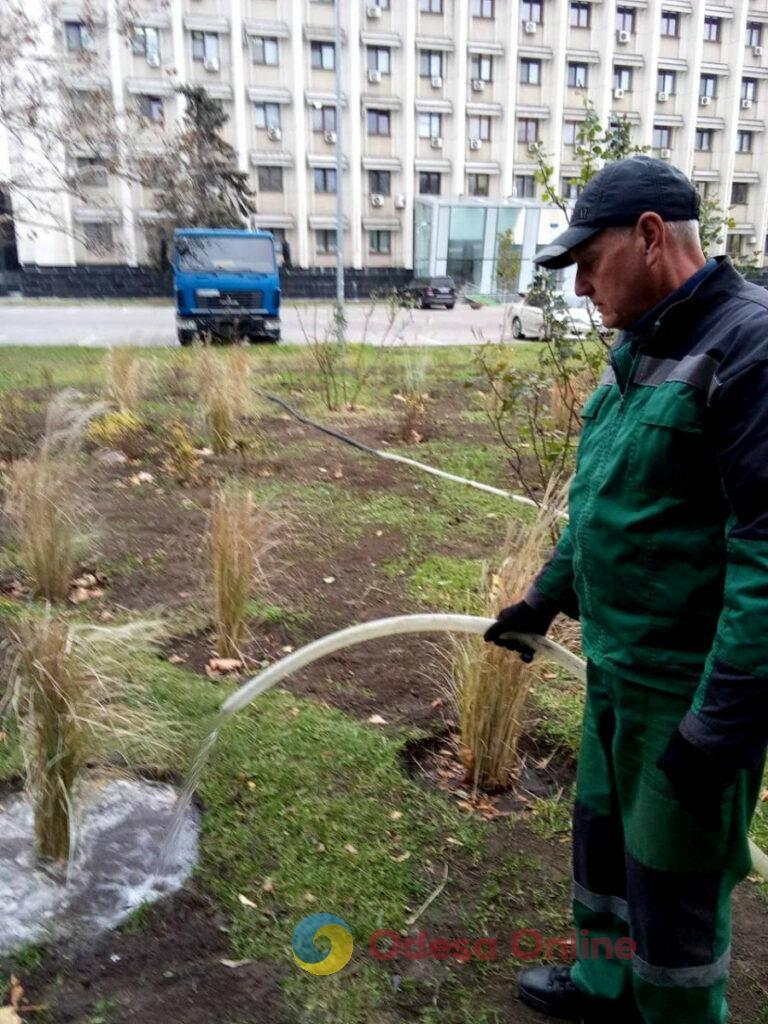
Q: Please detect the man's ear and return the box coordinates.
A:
[637,212,665,261]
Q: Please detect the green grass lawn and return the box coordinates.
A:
[0,342,765,1024]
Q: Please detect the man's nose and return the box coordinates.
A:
[574,270,592,298]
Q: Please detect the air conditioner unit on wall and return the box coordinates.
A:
[660,147,672,159]
[368,69,382,84]
[741,97,753,109]
[754,45,764,57]
[267,125,282,141]
[469,137,481,150]
[699,94,712,106]
[203,57,219,72]
[527,141,538,153]
[431,75,443,88]
[616,29,630,44]
[613,87,625,99]
[370,193,385,207]
[471,78,485,91]
[394,192,406,209]
[146,53,160,68]
[524,21,537,34]
[324,130,337,144]
[366,4,382,18]
[657,91,669,102]
[430,135,443,148]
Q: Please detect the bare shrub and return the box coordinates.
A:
[105,349,150,413]
[451,479,569,791]
[209,483,275,660]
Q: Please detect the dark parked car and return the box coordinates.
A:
[401,275,457,309]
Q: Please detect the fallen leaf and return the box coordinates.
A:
[375,530,383,537]
[392,851,411,863]
[367,714,387,725]
[315,842,326,853]
[206,657,243,677]
[168,654,186,664]
[333,469,343,479]
[220,959,254,969]
[303,892,317,903]
[389,810,403,821]
[445,837,464,846]
[344,844,358,855]
[238,893,257,909]
[760,788,768,803]
[322,575,336,584]
[289,707,300,717]
[262,878,275,893]
[99,609,115,622]
[430,697,444,709]
[281,645,294,654]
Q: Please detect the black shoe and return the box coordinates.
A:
[517,966,642,1022]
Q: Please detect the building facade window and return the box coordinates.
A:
[703,16,720,42]
[746,22,762,48]
[420,0,443,10]
[700,74,717,98]
[419,50,443,77]
[258,166,283,192]
[467,173,490,196]
[191,31,219,65]
[310,41,335,70]
[615,7,635,33]
[137,94,164,123]
[313,167,337,193]
[517,118,538,143]
[369,230,391,254]
[562,177,584,201]
[316,229,337,253]
[419,171,441,194]
[470,54,493,81]
[131,26,160,61]
[522,1,543,24]
[613,66,632,91]
[65,21,96,53]
[563,120,580,145]
[514,174,535,198]
[567,62,588,88]
[311,105,336,132]
[652,125,672,149]
[75,157,108,187]
[731,182,749,205]
[570,2,590,28]
[742,78,758,102]
[694,129,713,151]
[471,0,494,18]
[468,115,491,140]
[520,58,541,84]
[657,70,676,95]
[661,11,679,37]
[726,233,743,257]
[737,130,753,153]
[83,222,114,251]
[251,36,279,65]
[367,47,391,74]
[418,112,442,138]
[368,169,391,194]
[367,108,391,135]
[254,103,281,129]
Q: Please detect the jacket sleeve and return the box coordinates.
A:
[523,522,580,621]
[678,357,768,771]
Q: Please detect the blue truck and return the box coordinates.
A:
[172,227,281,345]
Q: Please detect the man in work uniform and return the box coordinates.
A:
[485,156,768,1024]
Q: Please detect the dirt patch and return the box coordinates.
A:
[7,888,292,1024]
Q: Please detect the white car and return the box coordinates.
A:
[508,291,605,340]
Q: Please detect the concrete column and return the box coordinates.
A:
[170,0,187,121]
[230,0,249,174]
[348,0,363,268]
[452,0,469,195]
[290,0,309,267]
[722,0,749,249]
[637,0,662,149]
[500,4,519,197]
[401,0,417,269]
[678,4,705,176]
[106,0,137,265]
[547,0,568,187]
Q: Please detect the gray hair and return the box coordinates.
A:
[608,219,701,249]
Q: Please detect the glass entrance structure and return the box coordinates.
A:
[413,197,577,297]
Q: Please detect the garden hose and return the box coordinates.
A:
[219,614,768,881]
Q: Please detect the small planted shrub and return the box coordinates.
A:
[4,456,88,604]
[451,480,568,792]
[209,483,274,661]
[195,349,252,455]
[393,348,432,444]
[163,421,202,485]
[87,410,148,460]
[6,613,169,864]
[105,348,149,413]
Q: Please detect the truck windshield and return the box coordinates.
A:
[175,236,275,273]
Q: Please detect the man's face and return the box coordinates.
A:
[571,226,653,330]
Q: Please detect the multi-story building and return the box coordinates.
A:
[3,0,768,279]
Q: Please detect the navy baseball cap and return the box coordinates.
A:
[534,156,701,269]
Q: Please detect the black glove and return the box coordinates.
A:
[656,728,738,832]
[483,600,557,663]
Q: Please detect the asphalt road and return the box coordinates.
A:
[0,300,511,348]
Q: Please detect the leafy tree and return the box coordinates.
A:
[495,228,522,297]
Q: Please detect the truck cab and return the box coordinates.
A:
[173,228,281,345]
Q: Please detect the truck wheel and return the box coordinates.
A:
[178,330,195,346]
[247,333,280,344]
